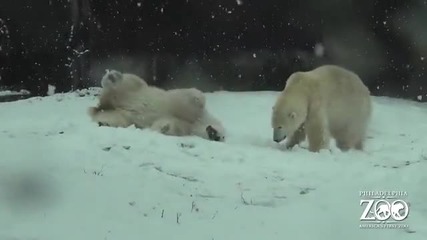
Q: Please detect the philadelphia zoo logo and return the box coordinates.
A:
[359,191,410,229]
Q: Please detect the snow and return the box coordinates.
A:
[314,43,325,57]
[0,89,30,97]
[0,89,426,240]
[47,85,56,96]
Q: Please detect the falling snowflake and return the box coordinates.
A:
[314,43,325,57]
[253,53,256,58]
[236,0,243,5]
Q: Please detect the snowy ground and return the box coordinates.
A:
[0,89,426,240]
[0,89,30,97]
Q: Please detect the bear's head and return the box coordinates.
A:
[101,69,148,91]
[94,70,149,112]
[271,93,307,143]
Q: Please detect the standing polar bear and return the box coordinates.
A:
[271,65,372,152]
[88,70,225,142]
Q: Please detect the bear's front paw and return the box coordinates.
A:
[308,144,326,153]
[151,119,173,135]
[206,125,224,142]
[285,142,295,150]
[159,123,171,134]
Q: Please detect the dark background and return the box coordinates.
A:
[0,0,426,101]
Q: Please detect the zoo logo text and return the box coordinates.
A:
[359,191,409,229]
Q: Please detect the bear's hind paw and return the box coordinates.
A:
[98,122,110,127]
[206,125,224,142]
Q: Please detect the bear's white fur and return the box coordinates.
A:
[271,65,372,152]
[88,70,225,141]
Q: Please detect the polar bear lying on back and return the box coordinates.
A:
[271,65,372,152]
[88,70,226,142]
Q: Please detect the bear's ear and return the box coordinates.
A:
[289,112,296,119]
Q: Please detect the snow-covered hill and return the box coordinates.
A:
[0,90,426,240]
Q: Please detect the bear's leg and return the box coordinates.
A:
[336,134,364,151]
[305,111,329,152]
[335,121,367,151]
[88,107,132,128]
[167,88,206,123]
[354,140,364,150]
[285,124,306,149]
[353,119,369,151]
[336,139,351,151]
